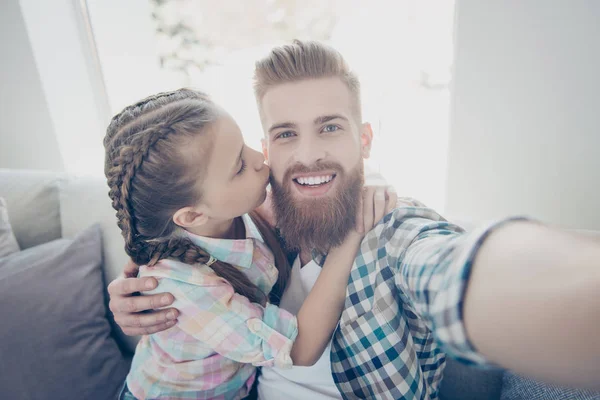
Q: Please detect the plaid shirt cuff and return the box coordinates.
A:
[249,303,298,369]
[432,216,530,365]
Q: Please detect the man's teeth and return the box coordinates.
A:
[296,175,334,186]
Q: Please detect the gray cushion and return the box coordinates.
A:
[501,372,600,400]
[0,197,19,257]
[0,169,63,249]
[0,224,130,400]
[439,358,504,400]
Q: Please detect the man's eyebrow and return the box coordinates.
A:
[314,114,348,125]
[268,122,297,135]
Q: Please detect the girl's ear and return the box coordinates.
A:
[173,206,209,228]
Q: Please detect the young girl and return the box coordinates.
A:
[104,88,394,400]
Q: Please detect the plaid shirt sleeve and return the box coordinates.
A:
[140,262,299,369]
[377,200,525,364]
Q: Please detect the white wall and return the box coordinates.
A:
[19,0,109,176]
[1,0,111,176]
[0,0,64,171]
[446,0,600,230]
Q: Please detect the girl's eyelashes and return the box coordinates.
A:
[237,159,247,175]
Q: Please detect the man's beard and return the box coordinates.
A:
[270,161,364,255]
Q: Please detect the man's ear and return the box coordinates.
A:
[360,122,374,159]
[173,206,209,229]
[261,137,269,163]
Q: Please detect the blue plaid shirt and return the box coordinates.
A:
[307,198,517,399]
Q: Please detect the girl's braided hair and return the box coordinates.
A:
[104,88,289,305]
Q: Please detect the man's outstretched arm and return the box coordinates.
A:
[375,205,599,390]
[107,259,179,336]
[463,221,599,389]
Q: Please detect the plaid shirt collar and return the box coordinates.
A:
[185,214,263,269]
[311,250,326,266]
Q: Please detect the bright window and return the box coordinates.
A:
[87,0,455,211]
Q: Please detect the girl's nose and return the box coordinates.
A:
[251,148,266,171]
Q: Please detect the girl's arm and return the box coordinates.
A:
[290,231,363,365]
[290,186,396,366]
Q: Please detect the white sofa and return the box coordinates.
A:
[0,168,507,400]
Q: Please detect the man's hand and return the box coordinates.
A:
[108,260,179,336]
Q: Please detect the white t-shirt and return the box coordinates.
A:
[257,256,342,400]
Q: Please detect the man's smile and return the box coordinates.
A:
[291,171,338,197]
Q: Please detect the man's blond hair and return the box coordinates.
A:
[253,40,362,122]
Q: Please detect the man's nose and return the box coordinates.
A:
[295,135,326,166]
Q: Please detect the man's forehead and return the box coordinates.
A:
[261,77,354,126]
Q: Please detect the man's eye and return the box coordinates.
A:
[277,131,295,139]
[322,125,339,133]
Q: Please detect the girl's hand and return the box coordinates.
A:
[332,186,398,256]
[356,186,398,235]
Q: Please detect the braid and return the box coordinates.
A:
[106,123,176,260]
[145,237,266,305]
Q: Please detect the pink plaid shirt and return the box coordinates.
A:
[126,214,298,399]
